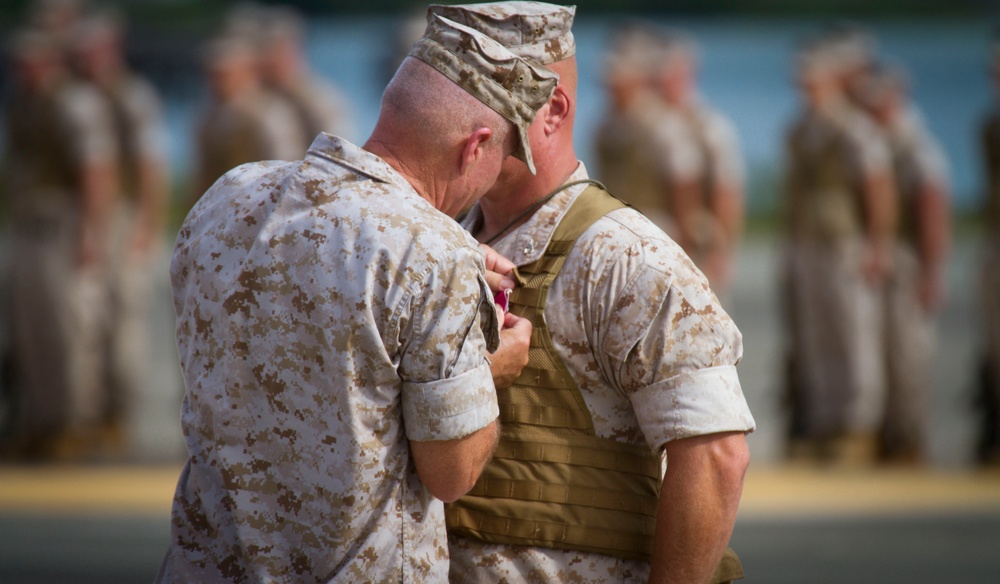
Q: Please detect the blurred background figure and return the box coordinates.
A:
[25,0,89,53]
[646,28,746,298]
[69,9,170,459]
[189,22,302,206]
[594,23,668,233]
[977,33,1000,467]
[0,26,117,461]
[594,22,745,301]
[780,32,897,466]
[256,5,353,151]
[857,62,952,466]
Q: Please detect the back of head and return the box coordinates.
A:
[380,57,511,161]
[376,13,558,175]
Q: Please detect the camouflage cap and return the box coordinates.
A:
[409,13,559,174]
[426,2,576,65]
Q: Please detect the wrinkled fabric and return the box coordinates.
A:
[452,164,754,583]
[157,133,498,583]
[427,2,576,65]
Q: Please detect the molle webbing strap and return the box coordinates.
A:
[447,185,663,560]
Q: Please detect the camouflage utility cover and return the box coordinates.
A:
[156,134,499,582]
[427,1,576,65]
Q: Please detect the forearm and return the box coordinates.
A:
[411,419,500,503]
[648,432,749,584]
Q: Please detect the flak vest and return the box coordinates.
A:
[447,184,743,582]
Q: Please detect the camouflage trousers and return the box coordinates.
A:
[880,244,934,461]
[783,238,885,440]
[102,201,156,427]
[5,195,107,442]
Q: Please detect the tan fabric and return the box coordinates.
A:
[878,106,948,460]
[784,239,885,438]
[427,2,576,65]
[279,74,352,149]
[880,244,933,459]
[157,133,499,582]
[192,88,303,201]
[447,187,662,561]
[452,164,754,583]
[99,72,168,425]
[1,77,115,443]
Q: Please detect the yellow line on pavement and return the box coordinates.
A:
[739,466,1000,518]
[2,464,1000,518]
[0,464,180,515]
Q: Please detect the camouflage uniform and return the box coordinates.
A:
[880,107,950,461]
[97,70,168,434]
[452,164,756,583]
[156,133,500,583]
[643,97,745,296]
[783,93,891,450]
[1,46,116,452]
[157,16,558,582]
[192,87,304,201]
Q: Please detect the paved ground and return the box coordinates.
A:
[1,233,997,582]
[0,464,998,583]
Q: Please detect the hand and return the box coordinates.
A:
[861,241,891,286]
[489,312,531,389]
[481,243,516,293]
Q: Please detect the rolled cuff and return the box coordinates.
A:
[631,365,756,453]
[402,363,499,442]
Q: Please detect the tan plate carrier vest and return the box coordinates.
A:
[446,184,743,582]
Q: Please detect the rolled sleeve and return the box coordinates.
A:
[631,365,756,452]
[402,363,498,442]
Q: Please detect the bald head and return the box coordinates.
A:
[380,57,513,160]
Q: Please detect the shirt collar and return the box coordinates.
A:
[306,132,409,190]
[465,162,591,266]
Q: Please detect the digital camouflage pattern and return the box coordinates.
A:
[156,134,500,583]
[452,164,755,583]
[427,1,576,65]
[409,13,559,174]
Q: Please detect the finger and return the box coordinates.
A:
[480,244,516,277]
[484,270,515,294]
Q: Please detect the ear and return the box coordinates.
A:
[459,127,494,173]
[541,86,571,136]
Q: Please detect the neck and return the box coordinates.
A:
[364,136,442,210]
[476,155,578,243]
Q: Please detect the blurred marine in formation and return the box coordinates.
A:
[70,10,171,455]
[595,23,745,300]
[1,27,117,459]
[190,34,303,205]
[257,6,353,147]
[856,63,952,465]
[189,4,353,206]
[978,35,1000,466]
[781,33,897,465]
